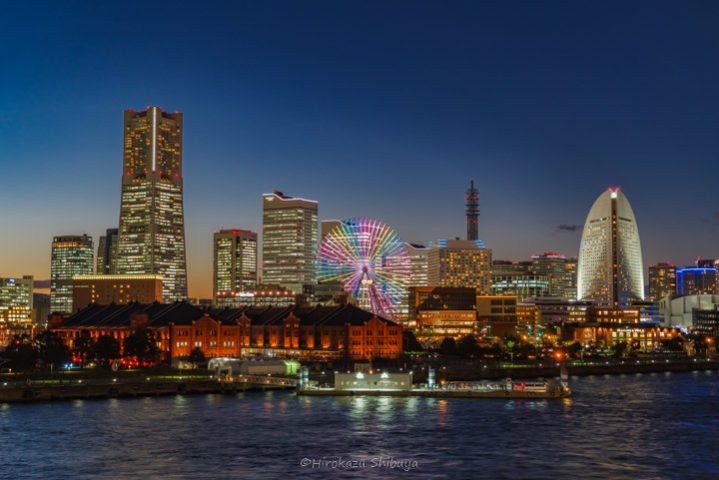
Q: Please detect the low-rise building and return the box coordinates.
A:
[660,294,719,328]
[565,323,681,350]
[416,310,477,345]
[407,286,476,329]
[585,307,640,324]
[72,274,163,312]
[51,302,402,362]
[693,306,719,335]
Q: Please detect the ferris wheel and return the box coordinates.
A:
[316,218,411,318]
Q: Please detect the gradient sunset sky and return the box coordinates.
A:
[1,1,718,298]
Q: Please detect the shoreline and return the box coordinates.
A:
[436,358,719,381]
[0,378,291,404]
[2,359,717,404]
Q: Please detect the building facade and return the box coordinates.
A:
[648,262,677,300]
[416,310,478,345]
[491,261,549,302]
[693,306,719,335]
[52,303,402,361]
[116,107,188,301]
[577,188,644,307]
[407,286,476,329]
[262,190,318,294]
[51,235,94,314]
[0,276,34,323]
[406,243,430,287]
[660,294,719,328]
[213,229,258,305]
[427,238,492,294]
[677,267,717,296]
[531,252,575,298]
[96,228,118,275]
[72,274,163,312]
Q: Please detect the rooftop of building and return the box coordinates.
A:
[56,302,398,329]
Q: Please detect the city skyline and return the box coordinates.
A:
[2,2,718,299]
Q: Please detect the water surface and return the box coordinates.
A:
[1,371,718,479]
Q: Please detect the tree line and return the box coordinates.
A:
[0,328,162,370]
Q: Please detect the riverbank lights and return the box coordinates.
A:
[356,372,364,379]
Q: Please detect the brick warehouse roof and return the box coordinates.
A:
[58,302,399,329]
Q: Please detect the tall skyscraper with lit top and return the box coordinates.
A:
[262,190,318,294]
[577,188,644,307]
[116,107,188,301]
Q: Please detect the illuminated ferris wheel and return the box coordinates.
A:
[316,218,411,318]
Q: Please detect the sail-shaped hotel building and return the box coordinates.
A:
[577,188,644,307]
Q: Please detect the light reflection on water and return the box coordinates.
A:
[0,372,718,479]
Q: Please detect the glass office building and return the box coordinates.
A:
[213,229,258,305]
[51,235,94,314]
[261,190,318,294]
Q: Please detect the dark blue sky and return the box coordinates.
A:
[1,1,718,297]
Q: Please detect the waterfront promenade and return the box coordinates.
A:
[2,357,717,404]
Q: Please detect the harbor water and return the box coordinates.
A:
[1,371,718,479]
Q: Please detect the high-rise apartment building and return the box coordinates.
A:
[648,262,677,300]
[97,228,118,274]
[0,276,34,323]
[577,188,644,307]
[262,190,318,294]
[427,238,492,294]
[116,107,187,301]
[51,235,94,314]
[213,229,258,305]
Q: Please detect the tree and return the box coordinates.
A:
[613,341,628,358]
[402,330,424,352]
[439,337,458,356]
[74,330,95,367]
[1,334,38,370]
[457,335,479,358]
[34,330,71,369]
[93,335,121,364]
[566,341,582,359]
[188,347,205,365]
[123,328,159,364]
[661,337,684,352]
[505,340,516,363]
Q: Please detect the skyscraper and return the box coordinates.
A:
[213,229,258,305]
[0,276,34,323]
[406,243,430,287]
[51,235,94,314]
[262,190,318,294]
[465,179,479,241]
[577,188,644,307]
[116,107,187,301]
[531,252,575,298]
[97,227,118,274]
[648,262,677,300]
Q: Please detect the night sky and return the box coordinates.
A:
[1,1,717,298]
